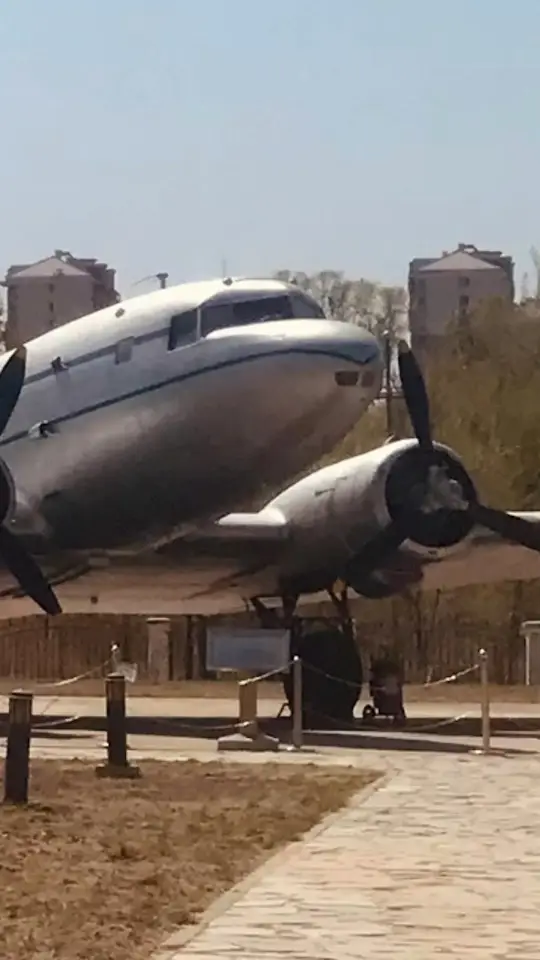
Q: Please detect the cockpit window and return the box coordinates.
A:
[290,293,326,319]
[232,295,291,324]
[168,310,198,350]
[201,295,297,337]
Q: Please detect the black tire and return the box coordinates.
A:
[282,620,363,729]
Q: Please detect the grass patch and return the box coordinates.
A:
[0,759,379,959]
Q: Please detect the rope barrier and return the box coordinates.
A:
[0,648,515,753]
[299,660,479,691]
[239,661,294,685]
[422,664,479,687]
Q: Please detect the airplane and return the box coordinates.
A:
[1,274,540,726]
[0,273,383,612]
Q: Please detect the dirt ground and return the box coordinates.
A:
[0,677,538,702]
[0,759,378,960]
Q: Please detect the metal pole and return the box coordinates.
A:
[96,673,140,778]
[384,333,392,436]
[525,633,531,686]
[478,648,490,754]
[292,655,303,750]
[4,690,33,804]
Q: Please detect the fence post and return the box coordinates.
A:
[239,678,258,732]
[291,656,303,750]
[471,648,491,756]
[146,617,171,683]
[217,676,280,752]
[96,673,140,778]
[4,690,33,804]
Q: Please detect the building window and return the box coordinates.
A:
[458,276,470,288]
[168,310,198,350]
[459,294,469,315]
[115,337,134,364]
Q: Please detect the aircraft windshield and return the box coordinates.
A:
[201,292,325,337]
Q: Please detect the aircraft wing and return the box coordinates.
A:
[416,512,540,593]
[180,509,290,544]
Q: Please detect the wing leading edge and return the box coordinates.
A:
[418,512,540,592]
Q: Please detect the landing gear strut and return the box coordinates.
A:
[251,587,363,729]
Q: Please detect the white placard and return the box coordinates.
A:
[206,627,290,674]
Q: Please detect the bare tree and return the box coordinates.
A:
[275,269,407,346]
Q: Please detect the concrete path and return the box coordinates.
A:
[7,693,540,720]
[157,745,540,959]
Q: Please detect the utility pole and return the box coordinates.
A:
[384,331,393,436]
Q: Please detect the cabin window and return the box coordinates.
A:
[168,310,198,350]
[115,337,134,364]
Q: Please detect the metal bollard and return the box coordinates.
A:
[96,673,140,779]
[291,655,303,750]
[4,690,33,804]
[477,648,491,755]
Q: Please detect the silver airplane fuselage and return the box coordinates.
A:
[0,278,383,559]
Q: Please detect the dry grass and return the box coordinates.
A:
[0,759,379,960]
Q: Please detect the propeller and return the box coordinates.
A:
[343,339,540,580]
[0,348,61,615]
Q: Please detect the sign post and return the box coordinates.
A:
[210,626,288,753]
[206,626,290,675]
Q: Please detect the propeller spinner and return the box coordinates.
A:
[0,348,61,615]
[343,339,540,579]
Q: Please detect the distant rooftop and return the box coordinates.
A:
[6,255,89,281]
[419,249,499,273]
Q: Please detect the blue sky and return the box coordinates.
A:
[0,0,538,295]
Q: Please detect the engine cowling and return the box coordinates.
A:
[274,438,479,598]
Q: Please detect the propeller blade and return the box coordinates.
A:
[0,347,27,437]
[344,520,408,579]
[397,341,433,451]
[470,503,540,553]
[0,526,62,615]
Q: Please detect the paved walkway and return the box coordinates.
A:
[158,745,540,959]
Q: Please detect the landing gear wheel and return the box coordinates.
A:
[362,704,376,722]
[282,620,363,729]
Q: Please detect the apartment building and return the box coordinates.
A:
[3,250,119,348]
[408,243,514,359]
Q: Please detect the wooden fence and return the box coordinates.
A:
[0,580,534,685]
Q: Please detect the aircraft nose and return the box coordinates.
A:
[300,320,382,366]
[293,319,381,368]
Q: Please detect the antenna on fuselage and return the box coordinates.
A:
[132,272,169,290]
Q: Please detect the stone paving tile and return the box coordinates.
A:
[161,746,540,959]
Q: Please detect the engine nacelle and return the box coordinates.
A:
[273,438,479,596]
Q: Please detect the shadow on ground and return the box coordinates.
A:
[0,712,537,739]
[0,716,535,757]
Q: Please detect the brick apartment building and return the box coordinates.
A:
[3,250,120,348]
[408,243,514,360]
